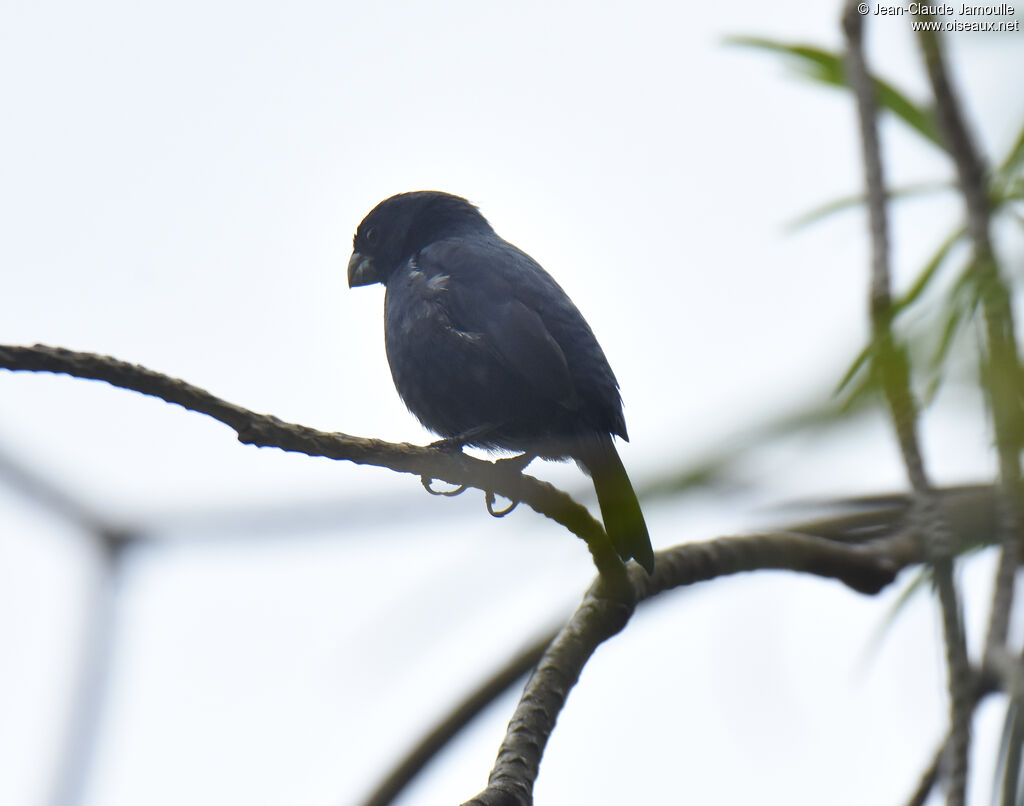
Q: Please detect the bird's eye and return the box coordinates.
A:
[365,227,377,245]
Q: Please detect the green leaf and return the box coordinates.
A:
[727,37,944,150]
[837,355,882,414]
[725,37,844,81]
[639,393,876,503]
[787,182,953,232]
[835,342,874,399]
[850,565,930,672]
[998,119,1024,181]
[920,259,983,391]
[873,83,944,152]
[875,564,931,627]
[922,305,964,403]
[830,229,967,414]
[894,227,965,313]
[930,292,969,369]
[636,456,737,501]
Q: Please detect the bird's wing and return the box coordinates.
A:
[418,239,580,411]
[481,298,579,410]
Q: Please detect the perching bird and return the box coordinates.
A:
[348,191,653,573]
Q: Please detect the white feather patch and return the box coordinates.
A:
[426,273,450,292]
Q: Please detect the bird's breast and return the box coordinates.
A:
[383,267,495,437]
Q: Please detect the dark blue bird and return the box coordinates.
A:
[348,191,653,573]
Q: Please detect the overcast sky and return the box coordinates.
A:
[2,3,1023,806]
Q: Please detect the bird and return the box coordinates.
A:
[347,190,654,574]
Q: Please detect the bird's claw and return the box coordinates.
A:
[486,490,519,517]
[420,476,468,497]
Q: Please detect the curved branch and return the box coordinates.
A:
[0,344,626,580]
[0,343,967,806]
[462,529,912,806]
[379,490,989,806]
[360,628,560,806]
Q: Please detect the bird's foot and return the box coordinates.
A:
[485,490,518,517]
[420,476,468,497]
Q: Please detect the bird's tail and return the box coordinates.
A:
[578,436,654,574]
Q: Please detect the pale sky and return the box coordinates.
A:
[2,2,1023,805]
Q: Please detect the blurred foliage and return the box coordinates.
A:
[656,35,1024,477]
[724,34,1024,805]
[649,39,1022,508]
[995,697,1024,806]
[727,36,945,148]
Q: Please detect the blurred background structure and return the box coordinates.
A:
[1,2,1023,805]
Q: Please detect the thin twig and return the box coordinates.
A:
[0,441,134,806]
[902,666,1002,806]
[842,7,971,805]
[0,341,983,805]
[0,344,627,586]
[0,442,134,551]
[370,484,1016,806]
[46,549,124,806]
[913,10,1024,665]
[359,629,559,806]
[904,742,942,806]
[461,527,912,806]
[914,16,1024,803]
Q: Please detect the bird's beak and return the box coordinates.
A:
[347,251,379,287]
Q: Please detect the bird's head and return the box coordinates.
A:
[348,191,492,287]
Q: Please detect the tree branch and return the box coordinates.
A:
[902,665,1001,806]
[843,9,971,805]
[375,480,1024,806]
[460,526,913,806]
[0,344,628,583]
[359,629,560,806]
[2,342,1003,805]
[913,10,1024,665]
